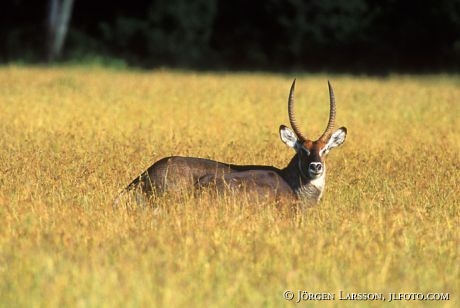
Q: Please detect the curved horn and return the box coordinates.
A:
[319,80,336,141]
[288,79,308,141]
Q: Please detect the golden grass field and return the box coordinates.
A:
[0,66,458,307]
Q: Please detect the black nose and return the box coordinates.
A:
[309,162,322,174]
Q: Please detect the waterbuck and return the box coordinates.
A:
[114,79,347,207]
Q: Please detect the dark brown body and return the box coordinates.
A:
[124,156,296,203]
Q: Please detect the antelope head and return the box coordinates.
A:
[279,80,347,180]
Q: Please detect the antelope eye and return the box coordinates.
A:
[319,148,329,157]
[302,148,311,156]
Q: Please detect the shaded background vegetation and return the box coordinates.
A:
[1,0,460,73]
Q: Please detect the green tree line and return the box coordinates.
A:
[1,0,459,72]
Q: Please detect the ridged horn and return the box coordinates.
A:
[288,79,308,141]
[319,80,336,141]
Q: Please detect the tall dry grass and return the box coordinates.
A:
[0,66,458,307]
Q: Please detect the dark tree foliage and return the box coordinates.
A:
[0,0,459,72]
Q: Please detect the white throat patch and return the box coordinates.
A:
[309,168,326,199]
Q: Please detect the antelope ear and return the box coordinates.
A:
[279,125,299,149]
[323,127,347,155]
